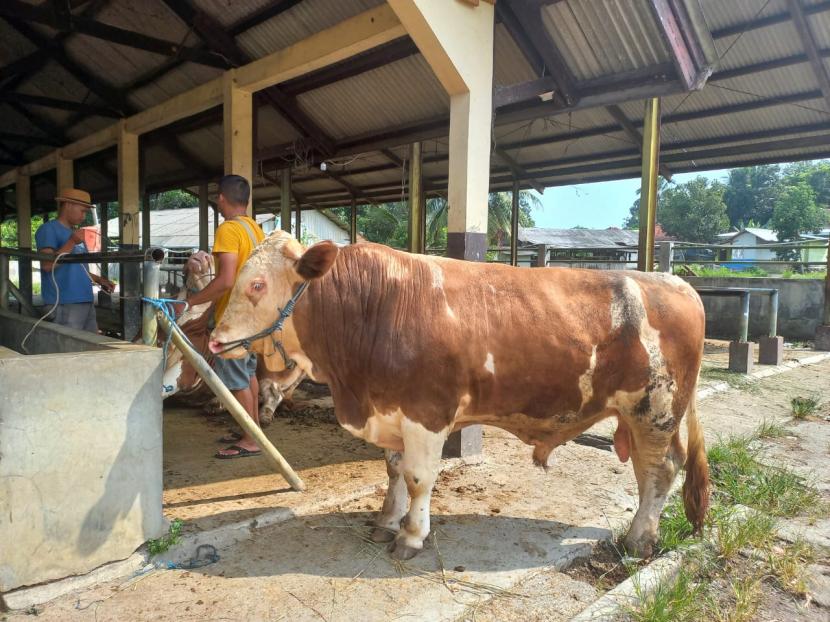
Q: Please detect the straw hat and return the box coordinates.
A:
[55,187,94,208]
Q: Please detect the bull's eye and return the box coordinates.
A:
[251,281,265,292]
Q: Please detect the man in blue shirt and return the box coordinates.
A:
[35,188,114,333]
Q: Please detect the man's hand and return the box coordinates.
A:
[97,277,115,294]
[170,299,189,320]
[69,228,86,245]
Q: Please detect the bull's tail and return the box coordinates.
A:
[682,392,710,533]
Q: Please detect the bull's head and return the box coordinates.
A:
[208,231,338,371]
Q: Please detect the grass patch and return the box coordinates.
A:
[708,436,823,517]
[628,564,707,622]
[147,518,183,556]
[790,396,819,420]
[755,419,789,439]
[781,270,827,279]
[624,427,825,622]
[699,367,755,390]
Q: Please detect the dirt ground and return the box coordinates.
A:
[4,354,829,621]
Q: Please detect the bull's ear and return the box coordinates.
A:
[296,241,338,280]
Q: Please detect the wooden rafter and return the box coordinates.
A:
[499,0,578,106]
[493,147,545,193]
[605,105,672,181]
[0,92,119,117]
[0,1,228,68]
[787,0,830,109]
[161,0,335,155]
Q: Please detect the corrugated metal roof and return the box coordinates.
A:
[518,227,639,247]
[3,0,830,211]
[543,0,670,81]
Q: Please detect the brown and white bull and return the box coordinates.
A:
[161,251,304,422]
[209,232,709,560]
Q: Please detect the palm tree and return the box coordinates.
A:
[426,190,541,249]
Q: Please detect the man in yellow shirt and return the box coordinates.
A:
[182,175,265,459]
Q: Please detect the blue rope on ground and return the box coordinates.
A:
[141,296,192,393]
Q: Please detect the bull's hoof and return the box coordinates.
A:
[623,534,656,559]
[370,527,396,543]
[388,539,421,561]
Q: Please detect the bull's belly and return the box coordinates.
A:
[342,409,406,452]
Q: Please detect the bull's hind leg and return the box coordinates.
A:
[389,418,448,560]
[624,427,685,557]
[371,449,407,543]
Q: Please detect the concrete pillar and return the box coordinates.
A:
[199,181,209,252]
[389,0,494,263]
[223,69,253,217]
[56,155,74,191]
[118,121,141,340]
[637,98,661,272]
[535,244,548,267]
[15,175,32,303]
[350,196,358,244]
[510,179,519,267]
[658,241,674,273]
[281,167,291,233]
[408,142,425,254]
[389,0,494,457]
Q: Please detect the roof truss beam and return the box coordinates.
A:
[161,0,335,155]
[786,0,830,110]
[648,0,710,90]
[0,92,120,117]
[0,1,228,68]
[605,104,673,180]
[497,0,578,106]
[712,0,830,39]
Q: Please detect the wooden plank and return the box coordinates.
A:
[61,124,119,160]
[56,156,74,190]
[236,5,406,93]
[118,123,141,247]
[20,152,57,177]
[223,71,254,217]
[649,0,700,90]
[126,78,222,135]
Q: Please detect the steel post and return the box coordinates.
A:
[739,291,750,343]
[511,179,519,267]
[637,98,661,272]
[142,248,164,346]
[0,255,8,310]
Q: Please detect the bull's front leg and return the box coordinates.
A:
[389,419,447,560]
[371,449,407,543]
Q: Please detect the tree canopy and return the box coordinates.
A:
[623,160,830,241]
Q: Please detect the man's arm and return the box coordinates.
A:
[185,252,237,308]
[40,229,86,272]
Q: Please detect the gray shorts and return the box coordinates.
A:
[47,302,98,333]
[213,352,258,391]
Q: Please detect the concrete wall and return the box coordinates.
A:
[683,277,826,341]
[0,312,164,592]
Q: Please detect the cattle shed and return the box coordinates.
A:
[3,0,830,602]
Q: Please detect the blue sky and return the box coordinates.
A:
[531,169,728,229]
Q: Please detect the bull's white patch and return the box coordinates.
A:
[396,418,450,549]
[484,352,495,374]
[445,303,457,320]
[578,345,597,407]
[429,262,444,289]
[343,409,405,451]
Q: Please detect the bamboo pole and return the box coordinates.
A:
[156,312,306,491]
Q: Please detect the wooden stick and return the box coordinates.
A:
[158,313,306,492]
